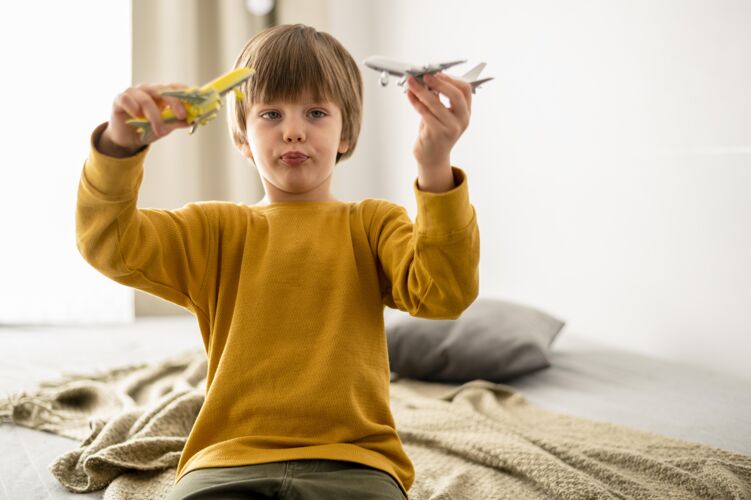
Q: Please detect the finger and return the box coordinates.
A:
[433,72,471,112]
[406,88,443,131]
[436,72,472,107]
[436,73,472,126]
[159,83,191,121]
[114,92,142,121]
[112,91,153,143]
[131,87,167,135]
[407,76,452,127]
[424,73,465,113]
[161,95,187,121]
[137,83,173,102]
[408,76,450,124]
[426,73,470,126]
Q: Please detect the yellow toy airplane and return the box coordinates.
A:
[126,67,255,137]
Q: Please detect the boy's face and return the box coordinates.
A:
[242,89,349,204]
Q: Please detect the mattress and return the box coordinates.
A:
[1,316,749,499]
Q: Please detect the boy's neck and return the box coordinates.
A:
[256,195,341,206]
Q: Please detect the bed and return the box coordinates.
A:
[1,315,750,499]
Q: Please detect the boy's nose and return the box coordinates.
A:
[283,124,306,143]
[285,134,304,142]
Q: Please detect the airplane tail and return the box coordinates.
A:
[460,63,494,93]
[461,63,486,82]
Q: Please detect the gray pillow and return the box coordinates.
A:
[385,297,565,383]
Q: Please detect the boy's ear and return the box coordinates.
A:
[240,143,254,160]
[338,139,349,155]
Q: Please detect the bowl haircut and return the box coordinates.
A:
[228,24,364,163]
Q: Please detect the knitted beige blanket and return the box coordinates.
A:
[1,349,750,500]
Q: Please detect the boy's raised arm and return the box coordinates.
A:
[75,85,213,319]
[371,69,479,319]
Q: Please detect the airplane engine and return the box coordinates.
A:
[379,71,389,86]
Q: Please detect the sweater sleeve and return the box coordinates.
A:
[75,122,212,318]
[371,166,480,319]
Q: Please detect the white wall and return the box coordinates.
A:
[0,1,134,325]
[327,0,751,380]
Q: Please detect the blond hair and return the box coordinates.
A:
[228,24,363,163]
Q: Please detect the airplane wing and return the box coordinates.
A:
[125,111,183,137]
[160,68,254,104]
[421,60,467,74]
[397,60,468,78]
[125,118,154,137]
[160,89,207,104]
[125,117,151,130]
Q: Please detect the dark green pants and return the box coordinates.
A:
[164,459,407,500]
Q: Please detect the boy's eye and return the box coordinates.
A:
[260,111,280,120]
[310,109,327,118]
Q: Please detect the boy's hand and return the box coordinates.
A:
[406,72,472,172]
[98,83,192,158]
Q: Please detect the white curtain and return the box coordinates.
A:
[131,0,272,316]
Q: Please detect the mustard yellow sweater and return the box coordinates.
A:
[75,123,480,497]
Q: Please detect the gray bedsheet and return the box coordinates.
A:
[510,334,751,457]
[1,317,749,499]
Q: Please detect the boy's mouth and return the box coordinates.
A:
[280,152,309,166]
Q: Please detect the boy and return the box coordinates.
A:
[76,23,479,499]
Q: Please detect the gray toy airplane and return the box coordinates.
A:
[363,56,493,93]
